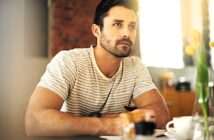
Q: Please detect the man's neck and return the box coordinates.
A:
[93,46,122,78]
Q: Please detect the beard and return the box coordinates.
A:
[100,32,133,57]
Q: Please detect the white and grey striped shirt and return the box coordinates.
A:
[37,46,156,116]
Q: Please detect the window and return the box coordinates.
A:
[139,0,184,68]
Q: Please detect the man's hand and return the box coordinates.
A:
[131,109,156,122]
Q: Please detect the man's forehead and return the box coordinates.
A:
[105,6,137,23]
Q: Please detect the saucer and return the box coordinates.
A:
[164,131,188,140]
[154,129,166,137]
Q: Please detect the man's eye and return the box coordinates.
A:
[113,23,122,27]
[129,24,136,30]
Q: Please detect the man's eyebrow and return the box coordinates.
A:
[113,19,124,22]
[113,19,137,24]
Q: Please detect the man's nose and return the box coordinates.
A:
[121,27,131,38]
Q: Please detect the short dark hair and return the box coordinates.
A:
[93,0,138,30]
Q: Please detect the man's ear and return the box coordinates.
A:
[91,24,101,37]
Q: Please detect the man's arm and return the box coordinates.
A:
[133,89,170,129]
[25,87,122,136]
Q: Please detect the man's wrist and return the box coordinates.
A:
[96,117,122,136]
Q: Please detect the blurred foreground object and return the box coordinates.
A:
[120,110,155,140]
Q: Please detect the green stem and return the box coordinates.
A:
[201,102,209,140]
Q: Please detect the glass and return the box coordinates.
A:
[192,82,214,140]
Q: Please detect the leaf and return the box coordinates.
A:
[196,40,209,102]
[196,41,209,84]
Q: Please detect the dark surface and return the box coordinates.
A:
[26,136,107,140]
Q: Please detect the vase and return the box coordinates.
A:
[192,82,214,140]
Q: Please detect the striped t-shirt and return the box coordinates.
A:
[37,46,156,116]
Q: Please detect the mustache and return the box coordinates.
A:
[116,38,133,46]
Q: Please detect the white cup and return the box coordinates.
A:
[166,116,193,139]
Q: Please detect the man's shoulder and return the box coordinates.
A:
[67,47,90,57]
[56,47,91,60]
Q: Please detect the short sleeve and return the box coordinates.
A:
[132,57,157,99]
[37,51,76,100]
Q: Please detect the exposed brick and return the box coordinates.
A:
[53,7,75,18]
[50,0,99,56]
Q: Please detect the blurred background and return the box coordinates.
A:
[0,0,213,139]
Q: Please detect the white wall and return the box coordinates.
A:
[180,0,203,37]
[0,0,49,139]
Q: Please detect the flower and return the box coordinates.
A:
[209,41,214,48]
[185,44,196,56]
[185,29,212,138]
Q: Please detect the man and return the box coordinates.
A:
[25,0,169,136]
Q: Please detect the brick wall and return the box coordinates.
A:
[50,0,140,57]
[50,0,100,56]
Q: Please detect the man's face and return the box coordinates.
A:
[99,6,137,57]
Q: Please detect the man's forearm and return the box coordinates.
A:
[25,109,121,136]
[133,89,170,129]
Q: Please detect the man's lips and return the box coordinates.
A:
[117,41,132,46]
